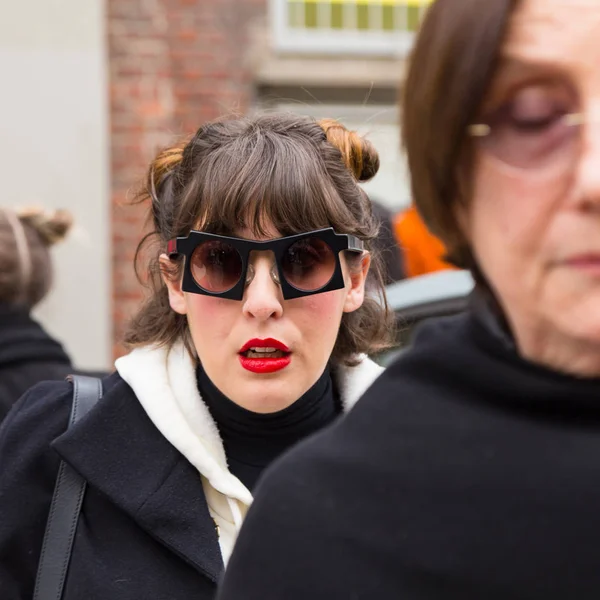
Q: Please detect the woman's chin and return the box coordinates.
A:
[235,392,298,414]
[552,302,600,349]
[227,378,301,414]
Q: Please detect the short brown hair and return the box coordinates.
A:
[125,113,395,365]
[0,207,72,308]
[402,0,515,267]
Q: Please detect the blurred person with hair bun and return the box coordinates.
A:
[0,113,393,599]
[0,207,75,421]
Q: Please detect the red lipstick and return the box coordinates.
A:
[238,338,291,374]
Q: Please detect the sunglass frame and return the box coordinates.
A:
[167,227,364,300]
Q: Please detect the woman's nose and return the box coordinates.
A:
[242,254,284,321]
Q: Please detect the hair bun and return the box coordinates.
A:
[16,207,73,246]
[149,140,188,197]
[318,118,380,182]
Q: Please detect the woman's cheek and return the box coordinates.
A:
[186,294,236,338]
[291,291,346,329]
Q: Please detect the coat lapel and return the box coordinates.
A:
[52,374,224,583]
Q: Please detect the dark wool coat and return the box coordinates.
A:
[0,305,74,422]
[0,373,223,600]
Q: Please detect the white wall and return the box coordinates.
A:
[0,0,110,370]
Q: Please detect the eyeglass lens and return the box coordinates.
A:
[473,84,581,170]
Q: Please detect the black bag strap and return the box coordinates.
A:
[33,375,103,600]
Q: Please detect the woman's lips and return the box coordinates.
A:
[238,338,292,373]
[238,355,292,373]
[563,254,600,275]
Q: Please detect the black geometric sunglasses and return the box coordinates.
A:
[167,227,364,301]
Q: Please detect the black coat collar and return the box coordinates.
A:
[52,373,224,582]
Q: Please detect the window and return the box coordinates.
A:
[288,0,429,33]
[271,0,432,55]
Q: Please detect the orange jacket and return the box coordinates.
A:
[393,206,456,278]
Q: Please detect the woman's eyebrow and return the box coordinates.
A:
[487,56,569,93]
[496,55,562,76]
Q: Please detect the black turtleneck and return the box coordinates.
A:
[197,364,341,491]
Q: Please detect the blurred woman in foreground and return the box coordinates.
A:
[219,1,600,598]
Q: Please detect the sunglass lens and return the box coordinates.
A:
[281,237,336,292]
[190,240,243,293]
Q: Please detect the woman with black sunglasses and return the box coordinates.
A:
[0,113,394,600]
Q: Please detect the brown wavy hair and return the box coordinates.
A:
[402,0,515,268]
[125,113,394,365]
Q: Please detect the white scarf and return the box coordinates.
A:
[115,340,384,557]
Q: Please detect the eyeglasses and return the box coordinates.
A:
[467,111,585,171]
[167,227,364,301]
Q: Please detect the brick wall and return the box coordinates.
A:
[108,0,267,359]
